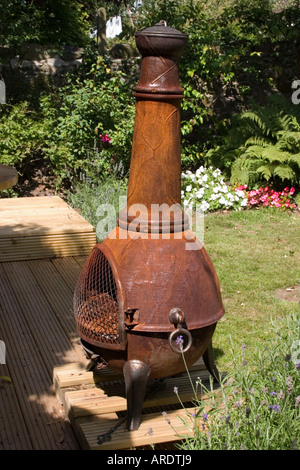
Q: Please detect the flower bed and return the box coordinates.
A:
[236,185,296,210]
[181,166,248,212]
[181,166,298,213]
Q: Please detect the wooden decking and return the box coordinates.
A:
[53,358,213,450]
[0,255,88,450]
[0,196,96,261]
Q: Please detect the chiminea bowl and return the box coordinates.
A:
[74,21,224,431]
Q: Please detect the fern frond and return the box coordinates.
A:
[240,111,274,137]
[261,146,290,163]
[230,155,264,186]
[245,136,272,148]
[287,153,300,168]
[243,145,266,158]
[278,113,300,132]
[256,164,273,181]
[273,164,297,183]
[276,131,300,153]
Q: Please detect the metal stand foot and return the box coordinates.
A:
[123,359,150,431]
[202,341,221,384]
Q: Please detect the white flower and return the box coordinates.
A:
[196,188,205,198]
[200,200,210,212]
[212,169,221,178]
[219,196,227,205]
[221,185,228,193]
[202,173,208,182]
[186,185,192,192]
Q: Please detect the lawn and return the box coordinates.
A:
[203,207,300,372]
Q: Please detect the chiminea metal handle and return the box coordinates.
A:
[168,308,192,353]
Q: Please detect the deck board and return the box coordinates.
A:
[0,196,96,261]
[0,256,88,450]
[53,360,219,450]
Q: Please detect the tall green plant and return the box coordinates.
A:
[205,96,300,188]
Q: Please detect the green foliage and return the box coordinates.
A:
[67,175,128,241]
[131,0,300,170]
[0,102,46,175]
[2,0,300,192]
[205,96,300,188]
[0,56,135,187]
[176,313,300,450]
[40,56,136,185]
[0,0,90,48]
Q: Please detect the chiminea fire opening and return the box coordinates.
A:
[74,21,225,431]
[74,246,126,351]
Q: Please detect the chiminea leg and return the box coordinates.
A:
[123,359,151,431]
[202,341,221,384]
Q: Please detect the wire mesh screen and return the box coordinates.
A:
[74,247,121,346]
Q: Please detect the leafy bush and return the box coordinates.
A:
[205,96,300,189]
[0,0,90,48]
[41,56,136,185]
[67,175,128,241]
[0,102,46,175]
[132,0,300,171]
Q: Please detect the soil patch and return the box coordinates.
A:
[275,286,299,303]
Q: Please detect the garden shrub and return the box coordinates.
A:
[40,56,136,185]
[204,96,300,190]
[67,175,128,241]
[0,102,46,176]
[0,0,90,49]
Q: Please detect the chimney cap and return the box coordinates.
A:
[135,21,188,57]
[136,20,188,39]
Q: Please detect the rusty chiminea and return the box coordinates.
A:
[74,21,225,431]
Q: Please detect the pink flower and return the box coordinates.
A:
[99,133,111,143]
[249,198,258,205]
[290,187,295,195]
